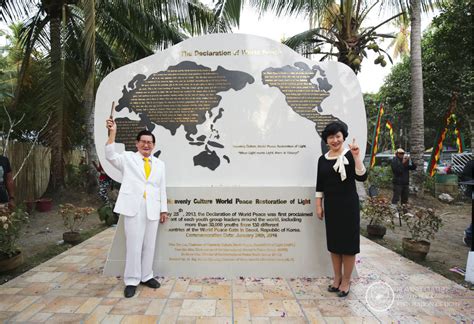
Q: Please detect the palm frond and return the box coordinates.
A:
[214,0,243,28]
[0,0,37,22]
[284,28,336,51]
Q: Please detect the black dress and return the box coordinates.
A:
[316,150,368,255]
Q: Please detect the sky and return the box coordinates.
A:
[233,5,437,93]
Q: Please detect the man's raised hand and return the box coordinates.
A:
[106,118,116,132]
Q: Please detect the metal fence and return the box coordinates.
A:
[451,152,473,175]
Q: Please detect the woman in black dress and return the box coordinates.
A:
[315,122,367,297]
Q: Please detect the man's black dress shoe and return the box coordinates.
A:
[141,278,160,289]
[124,285,137,298]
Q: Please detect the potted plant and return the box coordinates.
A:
[0,205,29,272]
[399,204,443,260]
[59,204,94,245]
[362,197,395,239]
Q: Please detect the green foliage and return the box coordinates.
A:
[364,93,383,153]
[283,0,401,74]
[379,0,473,149]
[0,206,29,257]
[97,203,118,226]
[367,166,392,189]
[362,197,395,229]
[1,0,226,187]
[423,174,435,194]
[0,24,51,141]
[399,204,443,241]
[65,163,90,188]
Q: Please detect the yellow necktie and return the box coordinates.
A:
[143,157,151,180]
[143,158,151,199]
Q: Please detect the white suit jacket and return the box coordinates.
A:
[105,143,168,220]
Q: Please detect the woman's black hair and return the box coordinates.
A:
[136,130,156,143]
[321,121,349,143]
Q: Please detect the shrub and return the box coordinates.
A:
[367,166,392,189]
[0,206,29,257]
[399,204,443,241]
[97,203,119,226]
[362,197,395,229]
[59,203,95,233]
[65,163,90,188]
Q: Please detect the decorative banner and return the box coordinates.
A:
[369,103,384,168]
[427,93,458,176]
[453,119,464,153]
[385,120,395,153]
[95,33,367,277]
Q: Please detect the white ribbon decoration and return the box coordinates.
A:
[333,154,349,181]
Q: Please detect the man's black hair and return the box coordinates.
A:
[321,121,349,143]
[136,130,155,143]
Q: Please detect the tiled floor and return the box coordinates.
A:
[0,228,472,323]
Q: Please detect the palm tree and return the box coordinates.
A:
[283,0,403,73]
[380,0,434,191]
[388,15,410,59]
[1,0,223,190]
[408,0,426,191]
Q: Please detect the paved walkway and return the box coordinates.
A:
[0,228,472,323]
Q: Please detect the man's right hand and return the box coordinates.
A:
[106,118,117,144]
[106,118,116,132]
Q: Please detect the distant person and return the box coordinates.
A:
[391,148,416,205]
[461,159,473,247]
[315,122,368,298]
[105,118,168,298]
[0,155,15,210]
[92,160,112,204]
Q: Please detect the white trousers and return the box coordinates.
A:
[123,198,159,286]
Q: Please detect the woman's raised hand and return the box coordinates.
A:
[348,138,360,158]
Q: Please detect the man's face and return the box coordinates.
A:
[397,152,404,159]
[136,135,155,157]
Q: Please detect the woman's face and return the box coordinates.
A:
[327,132,344,152]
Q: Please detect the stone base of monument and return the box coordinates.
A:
[103,187,358,279]
[103,216,359,278]
[466,251,474,284]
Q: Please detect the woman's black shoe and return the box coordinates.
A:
[327,285,340,292]
[337,286,350,297]
[327,279,341,292]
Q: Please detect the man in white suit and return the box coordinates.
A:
[105,118,168,298]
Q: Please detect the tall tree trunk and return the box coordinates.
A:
[83,0,98,192]
[469,116,474,153]
[409,0,425,193]
[49,9,65,191]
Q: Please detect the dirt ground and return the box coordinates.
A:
[18,191,106,258]
[361,188,472,286]
[0,190,106,284]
